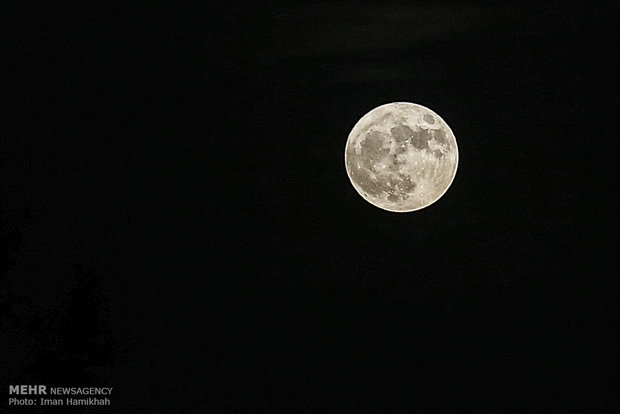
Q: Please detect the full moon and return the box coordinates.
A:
[345,102,458,212]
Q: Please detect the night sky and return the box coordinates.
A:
[2,1,618,412]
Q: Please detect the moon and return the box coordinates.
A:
[345,102,458,212]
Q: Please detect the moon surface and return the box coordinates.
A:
[345,102,458,212]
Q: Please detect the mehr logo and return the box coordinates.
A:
[9,386,47,395]
[9,385,112,407]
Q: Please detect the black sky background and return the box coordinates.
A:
[2,1,618,412]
